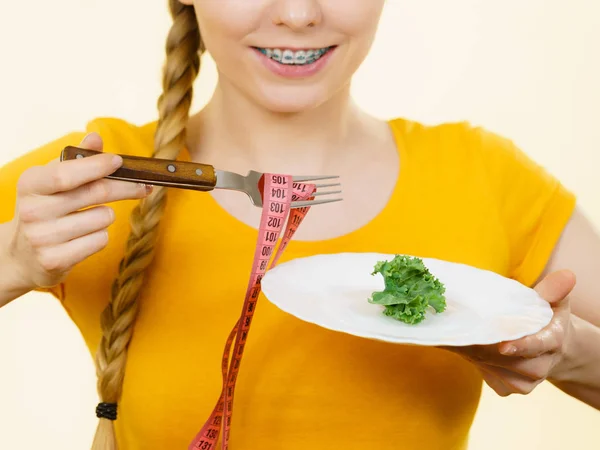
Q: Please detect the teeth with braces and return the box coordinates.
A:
[257,47,331,65]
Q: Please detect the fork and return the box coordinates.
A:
[60,147,342,209]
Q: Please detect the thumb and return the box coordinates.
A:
[79,132,104,151]
[497,269,576,356]
[48,133,104,166]
[534,269,576,306]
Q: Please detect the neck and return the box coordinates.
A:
[187,76,369,174]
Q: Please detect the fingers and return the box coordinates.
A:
[25,178,151,220]
[478,352,556,381]
[499,315,569,358]
[450,322,565,362]
[443,343,519,364]
[443,335,561,377]
[36,230,110,275]
[18,133,123,196]
[478,365,512,397]
[10,132,152,290]
[21,206,116,247]
[440,270,577,398]
[447,346,550,396]
[478,364,544,396]
[15,132,150,221]
[494,270,575,357]
[63,179,151,215]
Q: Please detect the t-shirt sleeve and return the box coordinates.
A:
[0,131,87,299]
[473,126,576,287]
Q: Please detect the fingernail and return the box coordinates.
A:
[139,183,153,195]
[112,155,123,167]
[501,345,517,355]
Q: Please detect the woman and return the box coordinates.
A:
[0,1,599,449]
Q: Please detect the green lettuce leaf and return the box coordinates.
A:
[368,255,447,325]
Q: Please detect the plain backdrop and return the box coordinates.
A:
[0,1,599,449]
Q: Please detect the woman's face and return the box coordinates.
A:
[180,0,386,113]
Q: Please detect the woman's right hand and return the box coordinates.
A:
[5,132,152,291]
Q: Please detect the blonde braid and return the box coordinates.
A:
[91,2,202,448]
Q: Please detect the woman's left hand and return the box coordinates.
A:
[443,269,577,396]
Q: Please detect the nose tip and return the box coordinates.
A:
[274,0,322,30]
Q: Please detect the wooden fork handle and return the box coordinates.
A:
[61,146,217,191]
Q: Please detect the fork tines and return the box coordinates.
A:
[290,175,342,208]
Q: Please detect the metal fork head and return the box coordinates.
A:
[247,171,342,209]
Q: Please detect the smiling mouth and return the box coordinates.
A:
[252,46,335,66]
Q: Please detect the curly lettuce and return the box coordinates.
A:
[368,255,447,325]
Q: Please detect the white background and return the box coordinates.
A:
[0,1,599,449]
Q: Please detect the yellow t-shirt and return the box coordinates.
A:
[0,117,576,450]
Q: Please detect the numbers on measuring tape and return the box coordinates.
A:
[293,182,307,193]
[271,175,288,185]
[270,202,285,213]
[196,441,212,450]
[259,260,268,270]
[265,231,277,243]
[271,188,286,199]
[267,217,282,228]
[261,246,273,257]
[204,429,219,439]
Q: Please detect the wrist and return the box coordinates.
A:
[549,314,599,384]
[0,221,34,303]
[548,315,600,410]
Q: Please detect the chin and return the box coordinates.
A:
[251,84,335,114]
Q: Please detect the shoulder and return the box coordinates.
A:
[2,116,158,171]
[387,116,529,185]
[1,116,158,181]
[0,116,158,223]
[386,116,556,181]
[387,114,571,197]
[387,116,512,156]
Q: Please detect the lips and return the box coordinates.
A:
[252,45,337,79]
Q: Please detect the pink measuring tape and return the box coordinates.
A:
[189,174,315,450]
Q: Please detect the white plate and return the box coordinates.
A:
[261,253,553,346]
